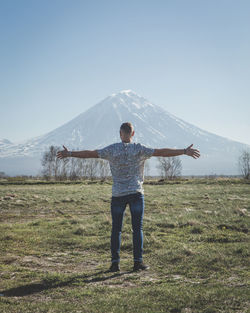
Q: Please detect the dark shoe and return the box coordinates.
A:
[109,262,120,272]
[133,261,150,272]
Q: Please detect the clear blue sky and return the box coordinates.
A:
[1,0,250,145]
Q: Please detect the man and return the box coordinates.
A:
[57,122,200,272]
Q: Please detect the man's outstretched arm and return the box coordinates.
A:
[152,144,200,159]
[56,145,99,159]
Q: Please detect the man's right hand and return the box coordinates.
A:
[56,145,70,159]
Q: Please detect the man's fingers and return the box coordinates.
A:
[63,145,68,151]
[187,144,193,149]
[56,150,66,159]
[191,153,199,159]
[192,150,200,159]
[193,150,200,155]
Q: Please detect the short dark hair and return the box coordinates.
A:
[120,122,134,135]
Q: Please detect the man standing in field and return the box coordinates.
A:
[57,122,200,272]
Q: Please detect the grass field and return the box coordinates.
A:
[0,179,249,313]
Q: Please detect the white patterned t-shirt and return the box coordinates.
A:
[97,142,154,197]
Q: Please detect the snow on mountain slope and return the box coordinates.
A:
[0,138,13,147]
[0,90,249,175]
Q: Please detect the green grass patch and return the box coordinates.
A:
[0,179,249,312]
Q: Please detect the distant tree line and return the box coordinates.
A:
[4,148,250,180]
[41,146,110,181]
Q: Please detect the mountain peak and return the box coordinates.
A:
[111,89,137,97]
[108,90,154,111]
[119,89,134,95]
[120,89,135,94]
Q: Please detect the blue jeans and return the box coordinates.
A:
[111,192,144,263]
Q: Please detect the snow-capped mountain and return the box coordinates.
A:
[0,90,249,175]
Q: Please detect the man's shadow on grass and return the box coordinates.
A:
[1,269,133,297]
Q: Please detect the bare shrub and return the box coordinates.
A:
[238,150,250,179]
[157,157,182,179]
